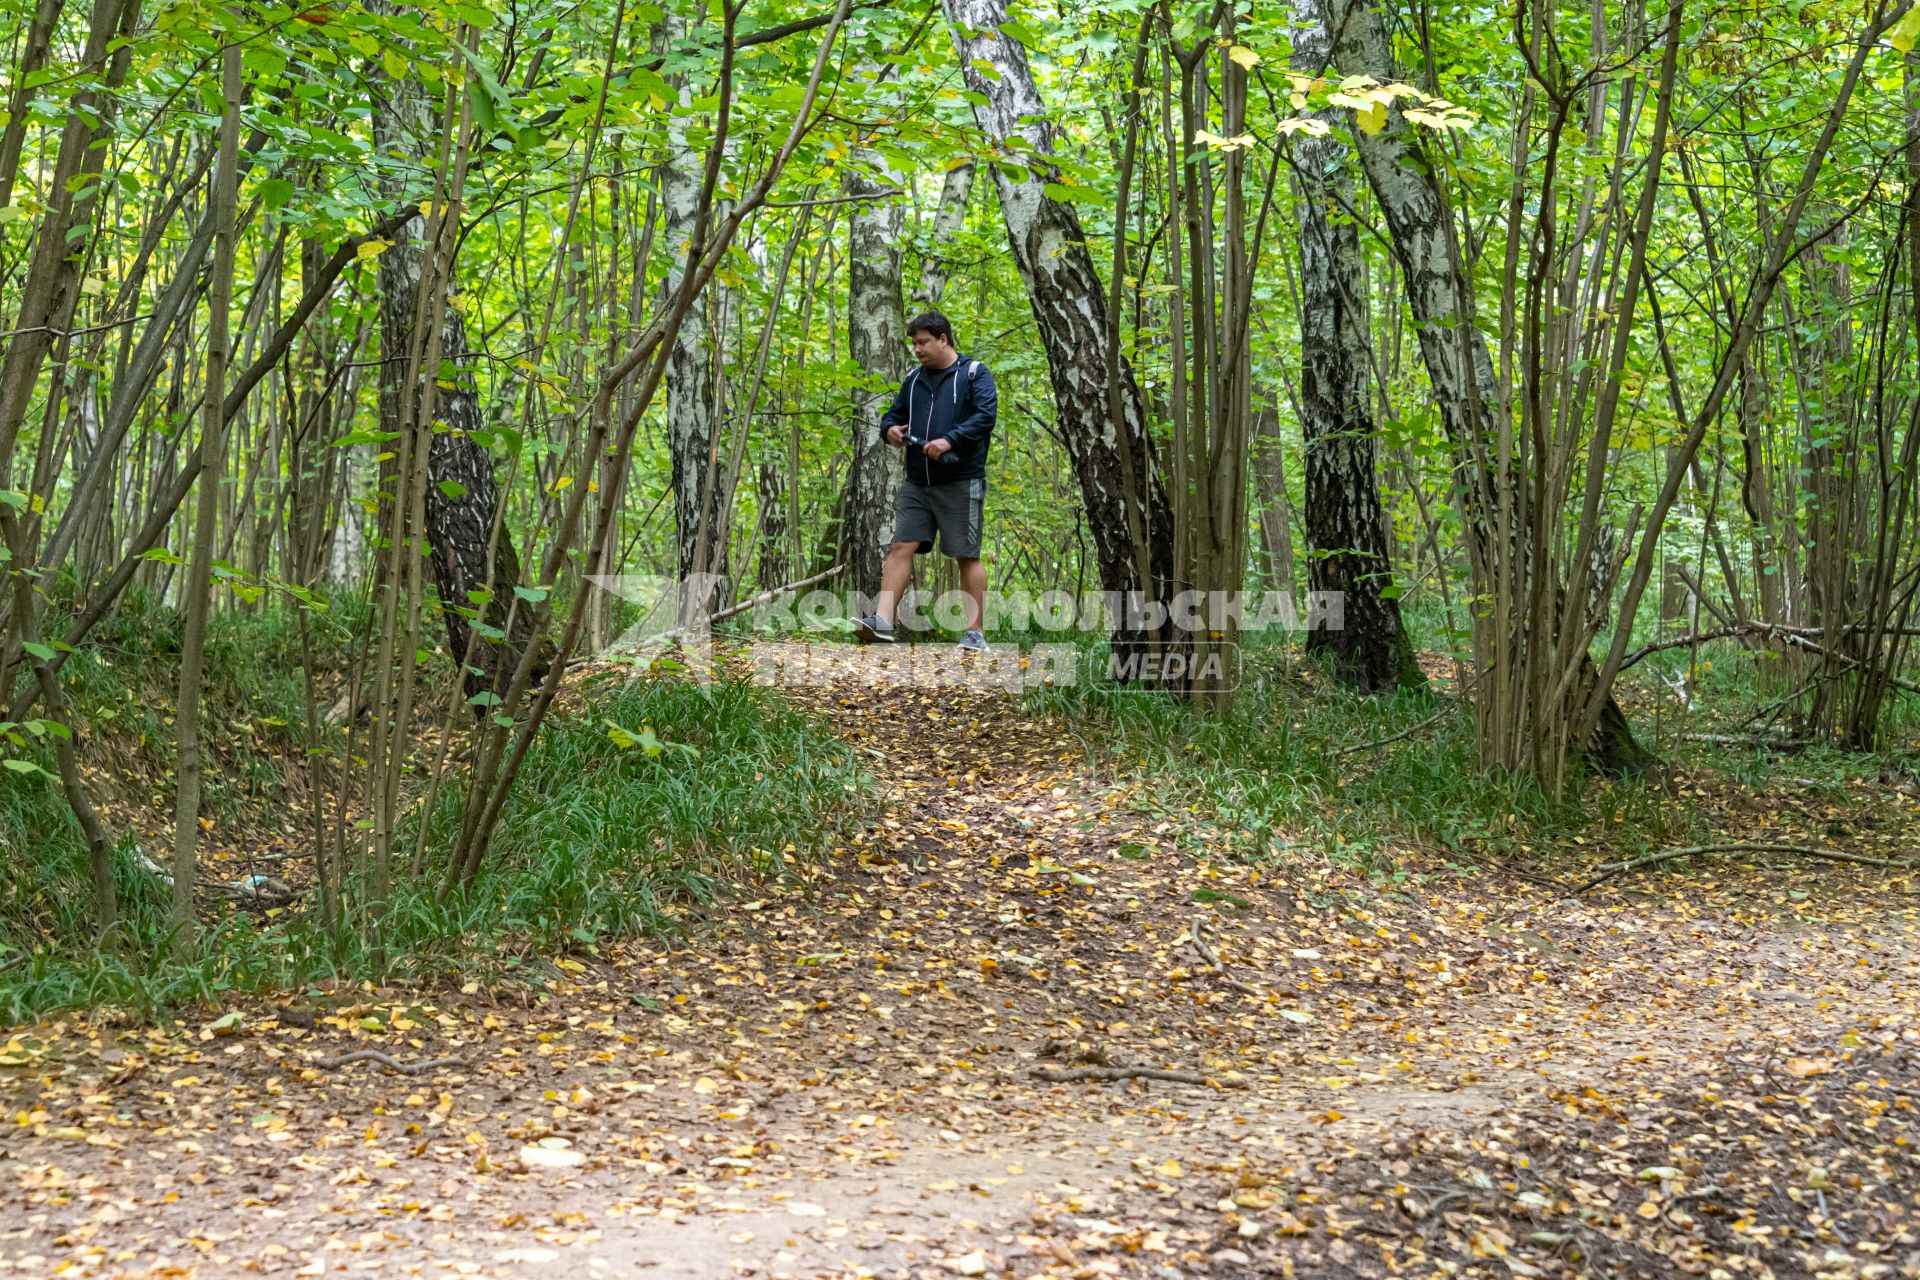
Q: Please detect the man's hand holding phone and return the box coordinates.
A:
[886,424,907,448]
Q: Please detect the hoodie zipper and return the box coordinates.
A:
[923,373,934,485]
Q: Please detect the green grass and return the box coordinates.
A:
[385,670,869,972]
[1023,626,1678,880]
[1019,600,1920,885]
[0,607,869,1021]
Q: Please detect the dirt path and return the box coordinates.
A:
[3,653,1918,1279]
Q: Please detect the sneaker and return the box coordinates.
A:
[958,629,989,653]
[852,614,895,644]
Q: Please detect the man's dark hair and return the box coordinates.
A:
[907,311,955,346]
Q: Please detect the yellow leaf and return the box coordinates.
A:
[549,475,574,493]
[1227,45,1260,69]
[1359,101,1388,136]
[1157,1157,1183,1179]
[1894,5,1920,52]
[355,238,393,262]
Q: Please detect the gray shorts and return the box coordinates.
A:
[894,477,984,558]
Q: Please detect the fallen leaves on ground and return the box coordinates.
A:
[1,646,1916,1278]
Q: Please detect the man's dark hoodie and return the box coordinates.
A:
[878,353,998,486]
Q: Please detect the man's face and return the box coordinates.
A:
[909,329,954,367]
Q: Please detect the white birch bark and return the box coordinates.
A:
[841,151,907,600]
[941,0,1173,603]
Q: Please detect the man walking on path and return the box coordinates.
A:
[854,312,998,651]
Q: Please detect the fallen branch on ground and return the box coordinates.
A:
[1031,1064,1244,1088]
[1681,732,1810,752]
[1335,675,1480,759]
[1186,916,1260,996]
[569,565,851,672]
[313,1050,465,1074]
[1567,842,1916,896]
[1623,621,1920,671]
[710,562,845,624]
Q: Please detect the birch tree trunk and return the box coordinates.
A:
[840,155,907,600]
[373,45,539,699]
[756,458,790,591]
[1292,5,1420,692]
[915,161,974,310]
[942,0,1175,618]
[659,11,729,605]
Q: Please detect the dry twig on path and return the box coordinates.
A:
[1030,1064,1244,1088]
[1187,916,1261,996]
[1566,842,1915,896]
[312,1049,465,1074]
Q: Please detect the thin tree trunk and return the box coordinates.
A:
[0,0,64,213]
[0,0,139,481]
[756,458,790,591]
[169,41,241,950]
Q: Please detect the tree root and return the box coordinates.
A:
[1030,1064,1243,1088]
[312,1049,465,1074]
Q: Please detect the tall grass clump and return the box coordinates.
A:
[1,613,868,1016]
[1025,626,1615,869]
[384,669,870,971]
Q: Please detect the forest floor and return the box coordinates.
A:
[2,644,1919,1279]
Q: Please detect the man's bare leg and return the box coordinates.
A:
[957,556,986,632]
[876,541,918,626]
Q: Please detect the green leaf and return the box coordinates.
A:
[19,642,53,661]
[436,480,469,499]
[1042,181,1103,205]
[458,46,513,133]
[259,177,294,210]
